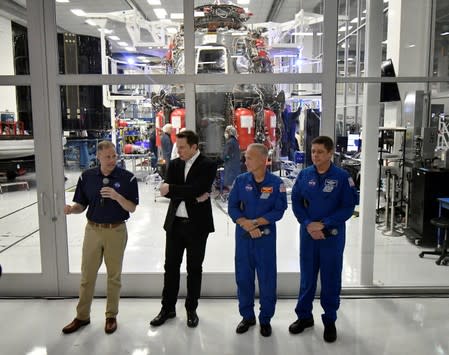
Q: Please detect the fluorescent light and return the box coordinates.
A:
[70,9,86,16]
[118,42,128,47]
[338,25,353,32]
[98,28,113,34]
[408,44,416,48]
[317,32,323,36]
[350,17,358,23]
[237,0,250,4]
[166,27,178,34]
[170,13,183,20]
[153,8,167,19]
[292,32,314,36]
[127,58,135,65]
[56,0,70,3]
[441,32,449,36]
[85,19,97,26]
[108,36,120,41]
[147,0,161,5]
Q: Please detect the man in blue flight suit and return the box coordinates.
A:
[289,136,359,343]
[228,143,287,337]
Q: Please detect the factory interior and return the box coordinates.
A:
[1,0,449,354]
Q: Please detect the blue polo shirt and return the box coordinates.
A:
[73,166,139,223]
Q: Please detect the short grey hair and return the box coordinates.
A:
[225,125,237,137]
[247,143,268,157]
[162,123,173,133]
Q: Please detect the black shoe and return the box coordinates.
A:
[187,310,199,328]
[260,323,272,337]
[323,322,337,343]
[288,317,314,334]
[236,318,256,334]
[150,309,176,326]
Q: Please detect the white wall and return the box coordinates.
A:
[0,15,17,117]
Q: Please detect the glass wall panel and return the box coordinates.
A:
[336,80,449,287]
[433,0,449,78]
[193,0,323,74]
[194,83,327,275]
[65,84,189,273]
[0,86,41,273]
[55,0,184,75]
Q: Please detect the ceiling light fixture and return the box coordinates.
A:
[153,8,167,19]
[292,32,314,36]
[70,9,86,16]
[108,36,120,41]
[118,42,128,47]
[56,0,70,3]
[170,13,184,20]
[147,0,161,5]
[441,32,449,36]
[237,0,250,4]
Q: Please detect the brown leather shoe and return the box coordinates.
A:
[105,317,117,334]
[62,318,90,334]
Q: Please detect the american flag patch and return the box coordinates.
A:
[348,177,355,187]
[279,183,286,192]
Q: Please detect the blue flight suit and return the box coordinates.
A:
[291,163,359,325]
[228,171,288,324]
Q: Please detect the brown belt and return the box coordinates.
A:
[88,220,124,228]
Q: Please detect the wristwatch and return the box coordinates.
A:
[252,219,258,227]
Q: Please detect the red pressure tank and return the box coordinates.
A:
[264,109,277,144]
[155,110,164,147]
[170,108,186,143]
[235,107,255,150]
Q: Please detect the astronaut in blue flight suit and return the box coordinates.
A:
[228,143,287,337]
[289,136,359,343]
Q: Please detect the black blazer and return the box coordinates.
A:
[163,153,217,235]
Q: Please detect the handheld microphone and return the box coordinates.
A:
[100,177,110,207]
[323,228,338,237]
[244,227,271,238]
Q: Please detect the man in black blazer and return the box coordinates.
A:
[150,130,217,328]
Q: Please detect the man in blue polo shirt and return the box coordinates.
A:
[62,140,139,335]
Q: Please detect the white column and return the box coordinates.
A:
[359,0,384,286]
[384,0,432,127]
[321,0,338,137]
[0,15,17,116]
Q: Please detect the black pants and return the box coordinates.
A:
[162,218,208,311]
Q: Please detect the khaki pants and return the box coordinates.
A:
[76,222,127,320]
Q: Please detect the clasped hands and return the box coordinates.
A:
[239,218,263,239]
[307,221,325,240]
[159,183,210,203]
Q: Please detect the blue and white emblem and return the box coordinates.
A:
[323,179,338,192]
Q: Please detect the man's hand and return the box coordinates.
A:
[249,228,263,238]
[196,192,210,203]
[239,218,256,232]
[307,221,325,240]
[309,230,325,240]
[100,187,120,201]
[64,204,72,215]
[159,183,170,196]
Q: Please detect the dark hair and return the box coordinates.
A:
[311,136,334,151]
[176,130,199,147]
